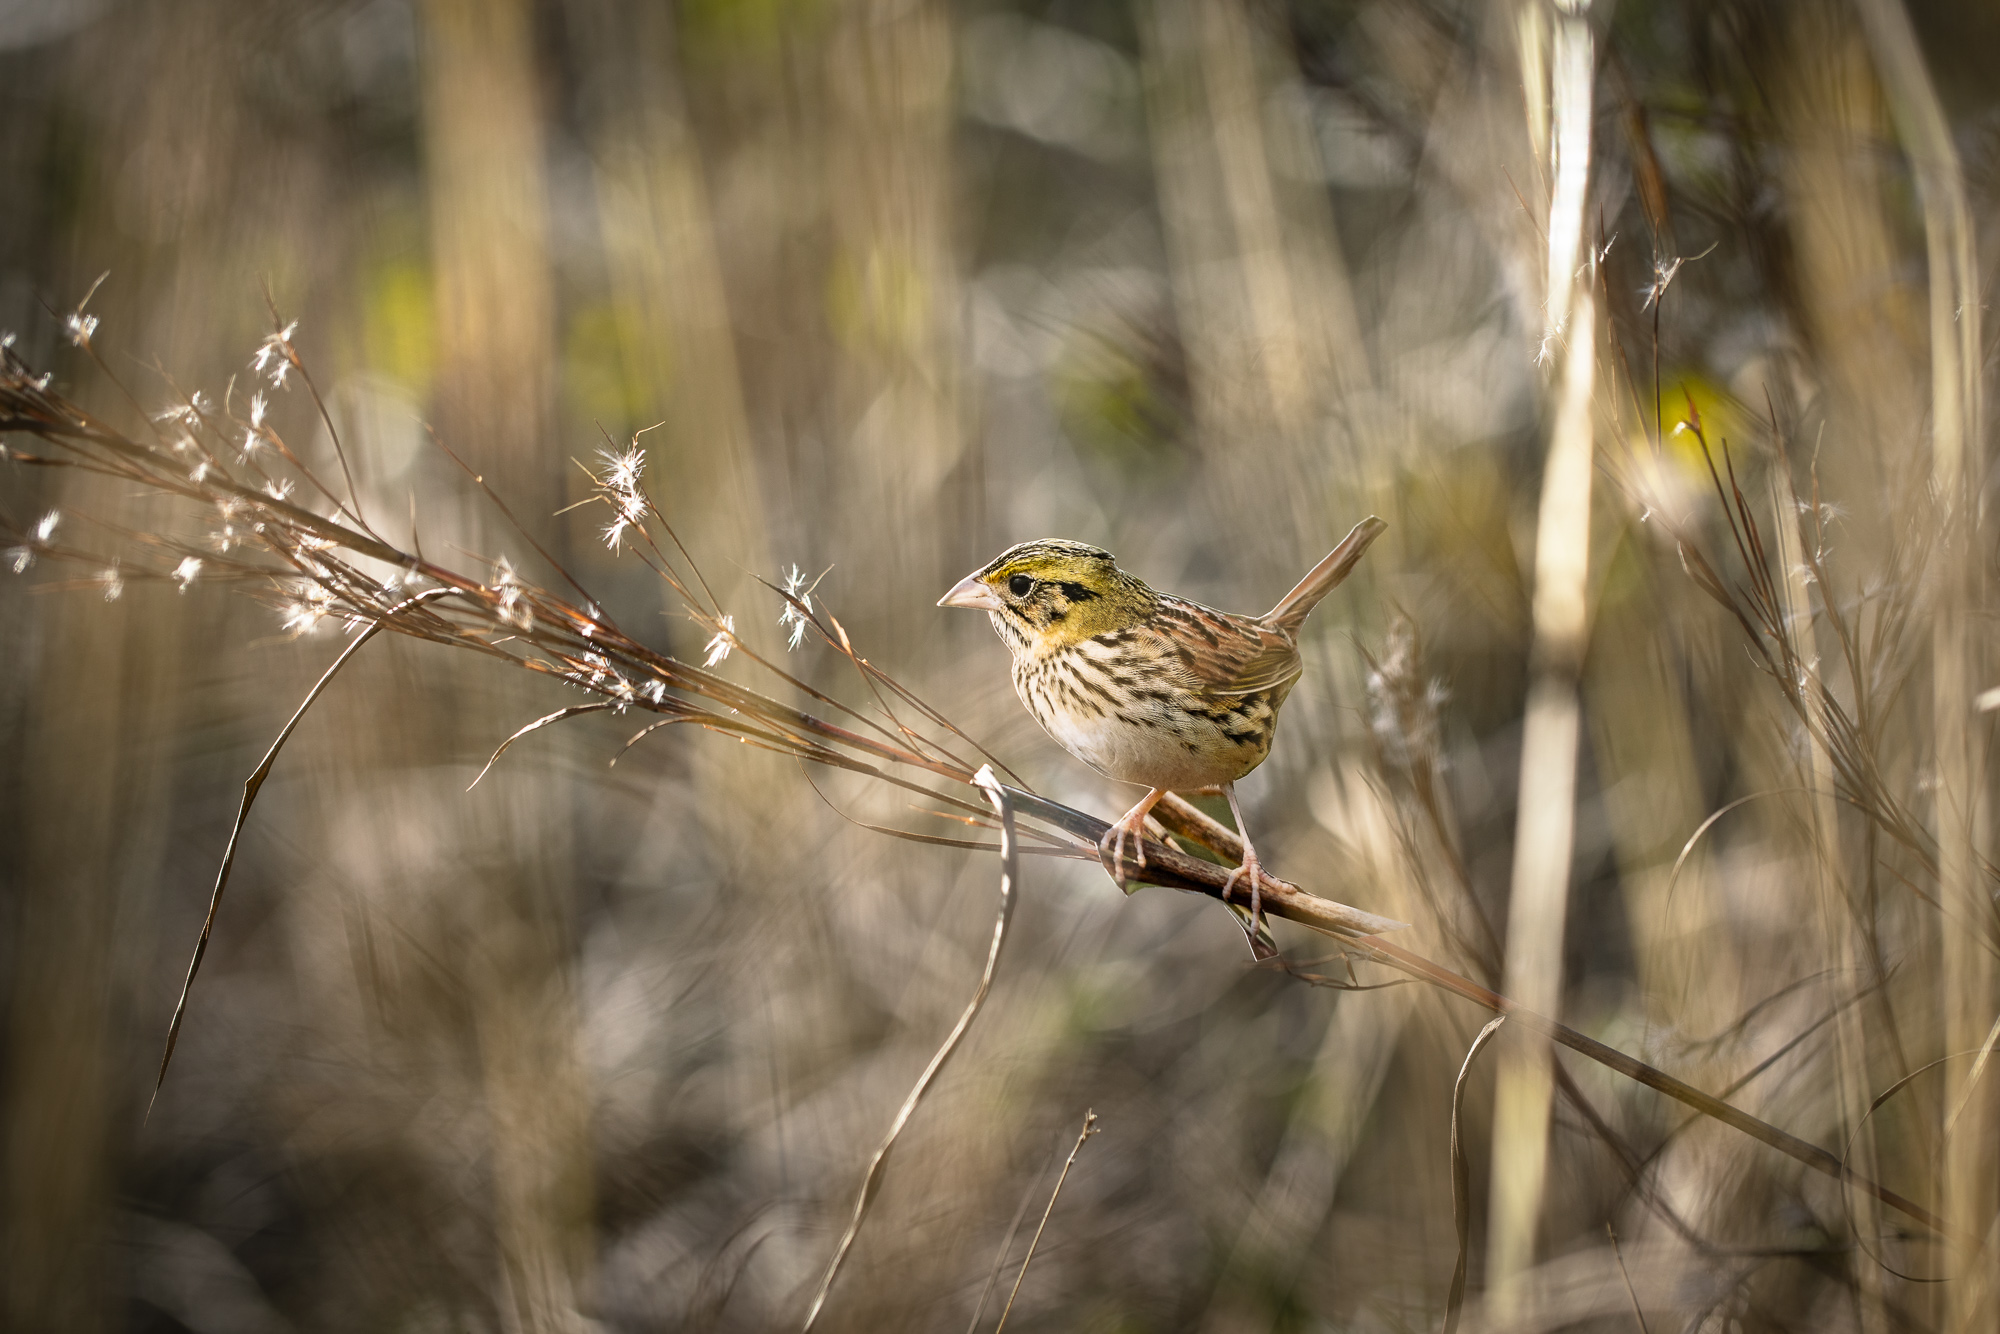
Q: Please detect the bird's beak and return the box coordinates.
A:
[937,572,1004,611]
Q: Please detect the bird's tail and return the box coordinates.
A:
[1261,516,1388,631]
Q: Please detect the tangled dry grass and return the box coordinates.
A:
[3,283,1988,1325]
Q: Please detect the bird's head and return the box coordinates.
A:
[938,539,1154,652]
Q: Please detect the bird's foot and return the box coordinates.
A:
[1222,853,1276,961]
[1217,783,1275,959]
[1098,815,1150,886]
[1098,789,1168,889]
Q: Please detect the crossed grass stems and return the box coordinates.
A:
[0,318,1967,1320]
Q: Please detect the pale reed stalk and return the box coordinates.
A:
[1854,1,1993,1321]
[1486,0,1597,1316]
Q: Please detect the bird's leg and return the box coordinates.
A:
[1099,787,1167,885]
[1220,783,1272,958]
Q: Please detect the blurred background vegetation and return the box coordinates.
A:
[2,0,1997,1330]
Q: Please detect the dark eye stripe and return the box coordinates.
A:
[1056,582,1098,602]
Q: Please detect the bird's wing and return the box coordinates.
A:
[1206,639,1304,696]
[1148,598,1303,697]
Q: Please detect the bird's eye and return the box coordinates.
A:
[1007,574,1034,598]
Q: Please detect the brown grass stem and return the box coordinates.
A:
[798,767,1021,1333]
[466,703,619,790]
[1348,933,1948,1238]
[1607,1222,1650,1334]
[964,1150,1050,1334]
[1444,1015,1505,1334]
[146,585,465,1117]
[993,1107,1099,1334]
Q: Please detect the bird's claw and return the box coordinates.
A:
[1098,819,1149,885]
[1222,855,1275,960]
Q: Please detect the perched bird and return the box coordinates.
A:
[939,518,1386,949]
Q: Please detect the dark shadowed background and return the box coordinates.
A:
[2,1,1998,1330]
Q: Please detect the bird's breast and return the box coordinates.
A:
[1008,641,1276,791]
